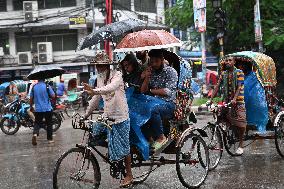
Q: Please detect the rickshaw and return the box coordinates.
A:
[0,82,11,103]
[203,51,283,171]
[53,50,210,188]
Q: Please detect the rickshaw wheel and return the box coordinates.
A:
[203,124,223,171]
[130,147,154,184]
[176,134,209,189]
[275,115,284,157]
[65,103,76,118]
[0,117,21,135]
[224,126,242,156]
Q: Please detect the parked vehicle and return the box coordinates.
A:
[0,98,62,135]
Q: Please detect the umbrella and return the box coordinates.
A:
[77,18,168,51]
[27,65,65,80]
[113,30,182,52]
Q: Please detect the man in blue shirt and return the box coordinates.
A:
[56,79,66,96]
[30,79,55,145]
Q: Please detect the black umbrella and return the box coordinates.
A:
[77,18,168,51]
[27,65,65,80]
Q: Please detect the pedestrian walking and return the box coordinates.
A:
[30,79,55,145]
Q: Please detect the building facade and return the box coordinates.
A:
[0,0,166,82]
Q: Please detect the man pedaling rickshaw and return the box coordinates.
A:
[209,56,246,155]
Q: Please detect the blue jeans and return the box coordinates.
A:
[147,101,175,139]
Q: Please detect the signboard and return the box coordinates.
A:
[193,0,206,32]
[254,1,262,42]
[69,16,87,29]
[62,66,83,74]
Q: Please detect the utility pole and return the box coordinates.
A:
[201,32,206,83]
[105,0,112,59]
[255,0,263,52]
[91,0,95,33]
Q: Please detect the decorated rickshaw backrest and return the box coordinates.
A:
[220,51,277,114]
[174,58,193,121]
[220,51,277,87]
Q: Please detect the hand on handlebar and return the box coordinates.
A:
[206,100,213,107]
[230,99,237,106]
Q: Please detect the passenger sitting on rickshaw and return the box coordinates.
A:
[67,78,79,102]
[136,50,150,69]
[56,79,67,97]
[120,52,143,91]
[210,57,246,155]
[141,49,178,151]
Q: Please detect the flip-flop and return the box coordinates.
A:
[120,179,133,188]
[153,138,168,151]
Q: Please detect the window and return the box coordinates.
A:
[113,0,131,10]
[0,0,6,12]
[85,0,106,8]
[134,0,156,13]
[0,33,9,54]
[15,30,78,52]
[13,0,24,10]
[37,0,76,9]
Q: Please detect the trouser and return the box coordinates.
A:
[33,111,53,140]
[147,102,176,139]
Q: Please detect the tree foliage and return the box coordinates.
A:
[165,0,284,53]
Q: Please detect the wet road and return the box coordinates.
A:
[0,113,284,189]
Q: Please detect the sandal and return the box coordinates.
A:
[153,138,168,151]
[120,178,133,188]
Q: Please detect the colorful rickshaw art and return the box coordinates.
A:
[220,51,277,131]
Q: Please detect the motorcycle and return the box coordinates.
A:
[0,98,62,135]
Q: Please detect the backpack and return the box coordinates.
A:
[32,83,56,109]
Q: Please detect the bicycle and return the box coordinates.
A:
[53,112,209,189]
[204,101,284,171]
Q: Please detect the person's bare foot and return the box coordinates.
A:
[120,175,133,188]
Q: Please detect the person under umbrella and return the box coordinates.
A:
[82,52,133,188]
[30,79,55,145]
[120,52,143,92]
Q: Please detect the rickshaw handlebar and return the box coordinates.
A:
[78,112,115,130]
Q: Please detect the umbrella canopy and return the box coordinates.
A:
[27,65,65,80]
[114,30,182,52]
[77,18,167,51]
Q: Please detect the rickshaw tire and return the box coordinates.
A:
[53,147,101,189]
[73,101,81,111]
[131,147,154,184]
[176,134,209,189]
[65,103,76,118]
[203,124,223,171]
[0,117,20,135]
[51,112,62,132]
[274,115,284,157]
[223,127,242,157]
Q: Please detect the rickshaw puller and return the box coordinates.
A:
[83,52,133,188]
[210,57,247,155]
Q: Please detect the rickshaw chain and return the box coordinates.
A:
[243,138,257,148]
